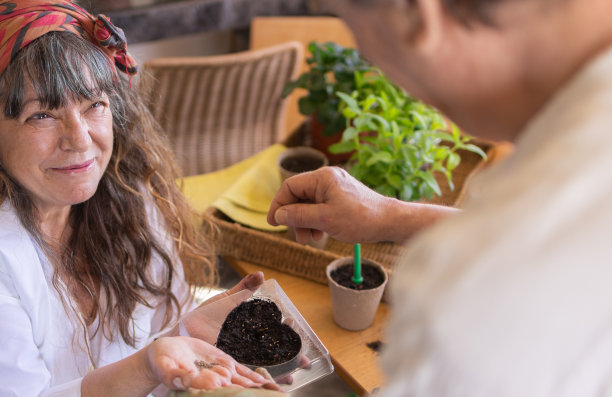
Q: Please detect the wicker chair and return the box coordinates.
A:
[144,41,303,176]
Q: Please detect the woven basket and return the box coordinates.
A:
[203,124,494,285]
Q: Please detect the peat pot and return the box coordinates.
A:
[326,257,388,331]
[277,146,329,182]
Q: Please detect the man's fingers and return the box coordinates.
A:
[311,229,324,241]
[268,168,335,225]
[294,227,312,244]
[272,203,325,230]
[267,180,308,225]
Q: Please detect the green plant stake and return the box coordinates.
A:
[352,243,363,284]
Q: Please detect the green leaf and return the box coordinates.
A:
[342,126,359,141]
[328,140,355,154]
[363,95,379,111]
[342,107,358,119]
[451,123,461,141]
[399,184,414,201]
[431,131,457,143]
[419,171,442,197]
[446,152,461,171]
[337,92,360,113]
[459,143,487,159]
[298,97,317,116]
[368,114,391,131]
[434,147,450,161]
[365,151,393,167]
[386,173,403,190]
[322,118,345,136]
[446,170,455,191]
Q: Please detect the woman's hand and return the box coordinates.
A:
[81,336,281,396]
[180,272,265,343]
[199,272,264,307]
[148,336,280,391]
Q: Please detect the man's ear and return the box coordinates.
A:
[398,0,446,55]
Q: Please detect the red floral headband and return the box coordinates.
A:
[0,0,137,76]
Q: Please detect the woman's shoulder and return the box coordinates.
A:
[0,201,30,248]
[0,201,41,275]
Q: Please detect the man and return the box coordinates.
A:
[268,0,612,395]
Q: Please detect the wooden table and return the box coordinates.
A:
[225,257,388,396]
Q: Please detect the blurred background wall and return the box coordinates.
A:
[82,0,316,62]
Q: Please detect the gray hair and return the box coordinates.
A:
[0,31,126,128]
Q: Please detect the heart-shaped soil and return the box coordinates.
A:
[216,298,302,367]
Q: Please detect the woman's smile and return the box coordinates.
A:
[50,158,95,174]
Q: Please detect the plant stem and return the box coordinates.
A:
[352,243,363,284]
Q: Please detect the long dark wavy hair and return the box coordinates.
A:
[0,31,216,347]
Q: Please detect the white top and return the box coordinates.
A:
[0,201,192,397]
[380,45,612,397]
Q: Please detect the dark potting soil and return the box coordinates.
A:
[366,340,385,353]
[216,299,302,367]
[331,263,385,290]
[280,155,324,173]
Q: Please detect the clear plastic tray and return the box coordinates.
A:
[197,279,334,393]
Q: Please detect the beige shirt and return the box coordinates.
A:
[380,46,612,397]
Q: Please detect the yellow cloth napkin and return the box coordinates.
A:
[182,144,287,232]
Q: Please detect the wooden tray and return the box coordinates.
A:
[202,124,497,285]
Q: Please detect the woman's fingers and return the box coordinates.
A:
[150,336,282,392]
[299,354,311,369]
[189,369,226,390]
[234,362,262,379]
[233,363,281,391]
[229,373,261,388]
[197,272,264,307]
[210,364,233,379]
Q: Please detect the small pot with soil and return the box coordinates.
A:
[215,298,302,378]
[277,146,329,182]
[277,146,330,249]
[326,257,388,331]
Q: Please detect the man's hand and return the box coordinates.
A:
[267,166,458,244]
[267,167,390,243]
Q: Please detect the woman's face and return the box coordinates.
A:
[0,81,113,216]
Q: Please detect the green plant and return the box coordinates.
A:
[329,70,486,202]
[282,41,371,136]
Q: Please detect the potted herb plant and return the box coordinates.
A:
[329,69,487,202]
[282,41,371,163]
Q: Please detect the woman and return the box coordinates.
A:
[0,1,279,396]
